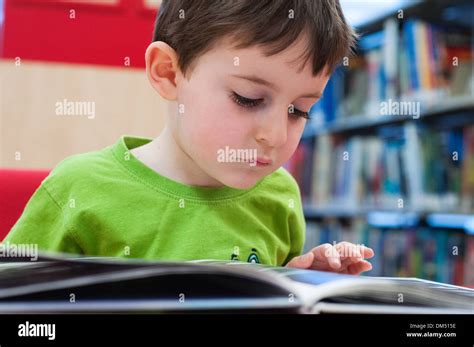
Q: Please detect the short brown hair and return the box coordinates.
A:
[153,0,357,78]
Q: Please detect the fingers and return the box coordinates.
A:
[335,242,362,263]
[294,243,375,273]
[285,251,314,269]
[334,242,374,274]
[361,245,375,259]
[346,260,373,275]
[336,242,374,261]
[321,244,342,270]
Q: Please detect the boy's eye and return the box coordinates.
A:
[230,92,310,120]
[230,92,263,108]
[288,108,310,120]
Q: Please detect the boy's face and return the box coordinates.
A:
[166,35,329,189]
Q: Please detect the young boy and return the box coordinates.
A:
[4,0,374,274]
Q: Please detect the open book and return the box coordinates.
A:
[0,252,473,314]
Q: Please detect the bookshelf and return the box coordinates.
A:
[286,0,474,286]
[303,94,474,137]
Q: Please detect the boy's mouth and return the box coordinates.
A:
[255,157,273,166]
[236,157,273,167]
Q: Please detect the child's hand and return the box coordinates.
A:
[286,242,374,275]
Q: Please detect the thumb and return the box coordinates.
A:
[286,252,314,269]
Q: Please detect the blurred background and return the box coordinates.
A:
[0,0,473,286]
[285,0,474,287]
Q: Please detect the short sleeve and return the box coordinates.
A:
[3,184,82,255]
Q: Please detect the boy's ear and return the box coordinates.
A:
[145,41,180,101]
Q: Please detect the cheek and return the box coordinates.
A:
[178,92,248,161]
[277,121,305,163]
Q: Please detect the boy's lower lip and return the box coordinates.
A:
[235,158,273,167]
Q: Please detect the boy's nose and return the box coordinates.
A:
[255,111,288,148]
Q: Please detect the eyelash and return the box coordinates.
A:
[230,92,310,120]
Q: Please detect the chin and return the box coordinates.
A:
[217,171,262,190]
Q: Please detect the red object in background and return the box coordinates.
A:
[2,0,159,68]
[0,169,50,240]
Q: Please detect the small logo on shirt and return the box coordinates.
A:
[230,247,260,263]
[247,248,260,263]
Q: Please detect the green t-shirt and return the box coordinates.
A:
[4,136,305,266]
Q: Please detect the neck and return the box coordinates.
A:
[133,125,224,188]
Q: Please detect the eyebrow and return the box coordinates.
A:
[230,74,323,99]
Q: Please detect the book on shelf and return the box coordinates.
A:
[287,124,474,214]
[0,252,473,314]
[308,17,473,126]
